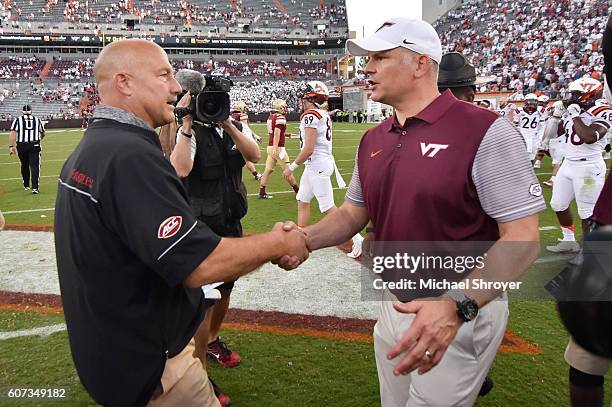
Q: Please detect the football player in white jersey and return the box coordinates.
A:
[533,94,553,169]
[541,101,569,187]
[231,101,263,180]
[513,93,544,162]
[283,81,364,258]
[545,77,611,253]
[498,97,517,122]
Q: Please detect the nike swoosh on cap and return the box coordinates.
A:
[402,40,415,45]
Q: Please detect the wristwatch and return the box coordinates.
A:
[446,290,479,322]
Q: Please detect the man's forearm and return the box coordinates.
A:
[169,129,193,177]
[8,131,16,145]
[293,129,315,165]
[185,230,295,287]
[225,124,260,162]
[293,147,313,166]
[304,202,368,250]
[573,119,603,144]
[458,215,540,307]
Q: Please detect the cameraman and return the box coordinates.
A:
[171,90,260,406]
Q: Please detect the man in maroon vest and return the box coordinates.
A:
[277,18,544,406]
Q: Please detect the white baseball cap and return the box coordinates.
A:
[346,18,442,64]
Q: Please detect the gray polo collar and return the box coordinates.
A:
[92,105,155,132]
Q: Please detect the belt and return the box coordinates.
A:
[567,158,588,162]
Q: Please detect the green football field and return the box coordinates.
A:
[0,123,611,406]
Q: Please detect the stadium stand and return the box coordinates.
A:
[0,55,331,119]
[3,0,348,35]
[0,0,347,120]
[434,0,609,97]
[6,0,607,120]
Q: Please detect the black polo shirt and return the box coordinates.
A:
[54,117,221,407]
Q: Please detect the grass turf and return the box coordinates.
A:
[0,308,612,406]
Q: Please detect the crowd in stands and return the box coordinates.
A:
[29,81,84,117]
[75,77,309,117]
[2,0,347,34]
[0,56,328,82]
[47,57,94,80]
[0,57,46,79]
[230,79,303,113]
[173,58,329,78]
[435,0,609,97]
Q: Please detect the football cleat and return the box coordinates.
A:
[209,378,231,407]
[207,337,241,368]
[478,376,495,397]
[259,193,273,199]
[254,173,262,181]
[546,240,580,253]
[24,186,30,191]
[32,189,39,194]
[533,160,541,169]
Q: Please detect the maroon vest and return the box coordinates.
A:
[358,93,500,242]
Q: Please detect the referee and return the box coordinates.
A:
[8,105,45,194]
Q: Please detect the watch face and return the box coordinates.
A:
[464,300,479,321]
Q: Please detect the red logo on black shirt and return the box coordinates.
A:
[158,216,182,239]
[70,169,95,189]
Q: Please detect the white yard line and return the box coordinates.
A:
[0,159,66,165]
[0,175,57,181]
[0,324,66,340]
[2,208,55,214]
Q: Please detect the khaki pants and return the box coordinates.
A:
[148,340,220,407]
[265,146,290,170]
[374,290,508,407]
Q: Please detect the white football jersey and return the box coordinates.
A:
[514,108,544,139]
[538,105,553,120]
[498,103,516,118]
[299,108,333,168]
[561,104,612,160]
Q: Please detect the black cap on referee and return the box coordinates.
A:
[22,105,32,114]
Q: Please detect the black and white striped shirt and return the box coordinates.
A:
[11,115,45,143]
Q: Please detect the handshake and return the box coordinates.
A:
[270,221,311,270]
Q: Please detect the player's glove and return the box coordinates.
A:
[567,104,582,119]
[552,101,566,118]
[538,138,550,154]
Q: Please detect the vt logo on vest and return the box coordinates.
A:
[420,143,449,158]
